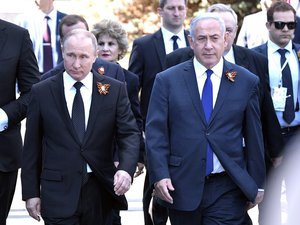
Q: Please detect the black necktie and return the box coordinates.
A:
[171,35,179,51]
[202,69,213,175]
[72,82,85,143]
[43,16,53,73]
[72,82,88,184]
[278,49,295,124]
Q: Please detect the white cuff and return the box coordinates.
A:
[0,108,8,132]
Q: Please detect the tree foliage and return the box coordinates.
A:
[113,0,261,43]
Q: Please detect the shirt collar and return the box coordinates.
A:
[224,46,235,64]
[193,57,223,79]
[268,39,293,54]
[63,71,93,92]
[161,26,185,42]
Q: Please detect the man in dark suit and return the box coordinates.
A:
[0,19,40,224]
[21,29,139,224]
[167,3,283,177]
[146,12,265,225]
[167,5,283,223]
[128,0,189,224]
[252,2,300,224]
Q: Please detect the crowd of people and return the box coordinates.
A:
[1,0,300,225]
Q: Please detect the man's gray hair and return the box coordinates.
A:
[189,13,226,40]
[207,3,238,25]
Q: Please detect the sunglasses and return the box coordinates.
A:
[271,21,297,30]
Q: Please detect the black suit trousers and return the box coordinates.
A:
[43,175,113,225]
[0,170,18,225]
[143,170,169,225]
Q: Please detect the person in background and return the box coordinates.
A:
[0,19,40,225]
[17,0,67,74]
[236,0,300,47]
[252,2,300,224]
[41,14,126,83]
[128,0,189,224]
[146,12,265,225]
[91,18,145,225]
[21,29,140,225]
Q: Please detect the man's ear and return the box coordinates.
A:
[224,32,229,49]
[188,35,194,50]
[157,7,163,17]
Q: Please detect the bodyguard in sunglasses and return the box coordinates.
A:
[253,2,300,224]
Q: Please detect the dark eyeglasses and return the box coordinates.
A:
[271,21,297,30]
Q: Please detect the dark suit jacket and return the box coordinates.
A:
[293,16,300,44]
[166,45,283,170]
[55,11,67,64]
[42,60,145,161]
[123,69,145,162]
[128,28,190,125]
[146,59,265,210]
[0,19,40,172]
[21,72,140,218]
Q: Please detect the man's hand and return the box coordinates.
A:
[26,197,41,221]
[154,178,175,204]
[134,162,145,178]
[114,170,132,196]
[247,191,264,210]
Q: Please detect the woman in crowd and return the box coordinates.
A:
[92,19,145,225]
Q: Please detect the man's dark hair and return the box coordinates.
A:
[159,0,187,8]
[58,14,89,39]
[267,1,296,22]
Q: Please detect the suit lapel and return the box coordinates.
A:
[184,30,190,47]
[233,45,249,69]
[209,60,234,124]
[84,73,106,141]
[182,60,207,125]
[153,29,166,70]
[49,74,78,141]
[0,21,7,54]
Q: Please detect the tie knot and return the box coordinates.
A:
[278,48,288,57]
[171,35,179,42]
[74,82,83,90]
[45,16,50,21]
[206,69,213,78]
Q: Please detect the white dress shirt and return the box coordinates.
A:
[16,8,59,73]
[63,71,93,172]
[0,108,8,132]
[161,27,187,54]
[193,57,225,173]
[236,11,269,49]
[267,40,300,127]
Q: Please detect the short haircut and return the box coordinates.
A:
[58,14,89,39]
[189,13,226,40]
[62,29,97,53]
[159,0,187,8]
[92,19,128,60]
[267,1,296,22]
[207,3,238,25]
